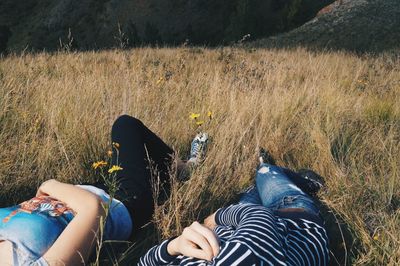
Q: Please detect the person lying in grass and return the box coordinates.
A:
[0,115,208,265]
[138,153,329,266]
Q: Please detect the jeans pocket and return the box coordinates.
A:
[279,195,319,215]
[282,195,299,206]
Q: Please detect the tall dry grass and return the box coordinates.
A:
[0,47,399,265]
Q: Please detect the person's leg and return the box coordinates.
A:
[255,163,320,216]
[238,186,262,205]
[111,115,174,232]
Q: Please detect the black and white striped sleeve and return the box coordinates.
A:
[138,239,179,266]
[214,204,287,265]
[211,241,258,265]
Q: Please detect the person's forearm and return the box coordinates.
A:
[37,179,106,265]
[38,179,101,213]
[214,204,260,227]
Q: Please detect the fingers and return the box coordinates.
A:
[182,244,212,261]
[181,226,214,260]
[191,222,220,257]
[175,221,221,261]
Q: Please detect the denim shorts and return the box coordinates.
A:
[239,163,321,222]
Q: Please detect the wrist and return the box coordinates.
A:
[166,238,180,256]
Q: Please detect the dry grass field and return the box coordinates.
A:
[0,47,399,265]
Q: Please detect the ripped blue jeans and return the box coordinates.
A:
[239,163,320,216]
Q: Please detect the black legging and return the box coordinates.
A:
[109,115,174,233]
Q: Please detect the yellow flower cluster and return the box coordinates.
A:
[189,111,213,127]
[189,113,200,120]
[92,159,123,174]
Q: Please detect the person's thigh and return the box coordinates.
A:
[110,115,174,231]
[238,185,261,204]
[111,115,151,195]
[256,163,319,215]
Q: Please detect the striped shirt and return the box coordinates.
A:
[139,204,329,266]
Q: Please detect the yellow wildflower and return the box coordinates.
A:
[108,165,123,174]
[92,161,108,169]
[156,77,164,85]
[189,113,200,120]
[207,111,213,119]
[373,233,380,241]
[357,79,368,85]
[112,142,120,148]
[196,120,204,126]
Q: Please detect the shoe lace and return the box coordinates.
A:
[191,140,203,159]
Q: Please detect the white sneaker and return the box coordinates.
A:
[187,132,209,164]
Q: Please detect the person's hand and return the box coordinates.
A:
[204,212,217,230]
[167,221,220,261]
[36,179,57,197]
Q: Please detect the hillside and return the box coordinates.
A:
[252,0,400,53]
[0,0,331,52]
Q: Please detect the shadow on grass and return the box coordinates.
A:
[318,201,357,266]
[0,183,36,208]
[95,223,160,265]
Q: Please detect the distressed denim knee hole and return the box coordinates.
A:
[258,166,269,174]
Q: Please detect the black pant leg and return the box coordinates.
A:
[140,123,175,188]
[110,115,174,232]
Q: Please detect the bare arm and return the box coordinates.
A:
[37,179,105,265]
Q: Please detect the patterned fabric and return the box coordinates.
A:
[2,196,74,224]
[139,204,329,266]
